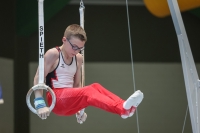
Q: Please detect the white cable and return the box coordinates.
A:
[125,0,140,133]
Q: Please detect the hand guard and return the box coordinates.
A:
[34,97,50,120]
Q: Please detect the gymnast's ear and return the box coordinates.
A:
[62,37,67,43]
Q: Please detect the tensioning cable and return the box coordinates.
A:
[182,105,188,133]
[125,0,140,133]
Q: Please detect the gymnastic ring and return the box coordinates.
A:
[26,83,56,114]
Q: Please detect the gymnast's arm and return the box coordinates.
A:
[73,53,87,123]
[33,48,59,119]
[73,53,83,88]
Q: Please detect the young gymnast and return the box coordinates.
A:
[33,24,144,123]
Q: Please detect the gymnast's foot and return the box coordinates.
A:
[123,90,144,109]
[121,90,143,119]
[121,106,136,119]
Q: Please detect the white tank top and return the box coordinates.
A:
[46,47,77,89]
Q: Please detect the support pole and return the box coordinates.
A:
[167,0,200,133]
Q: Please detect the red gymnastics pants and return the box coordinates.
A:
[47,83,134,116]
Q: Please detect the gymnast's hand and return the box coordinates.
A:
[76,111,87,124]
[37,107,50,120]
[34,97,50,120]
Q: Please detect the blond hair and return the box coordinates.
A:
[64,24,87,42]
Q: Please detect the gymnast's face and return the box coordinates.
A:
[62,36,85,57]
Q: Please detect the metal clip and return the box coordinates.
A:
[198,80,200,89]
[80,0,85,8]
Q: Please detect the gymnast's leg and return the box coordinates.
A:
[84,83,143,118]
[47,83,143,118]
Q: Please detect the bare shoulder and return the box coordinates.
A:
[45,48,59,61]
